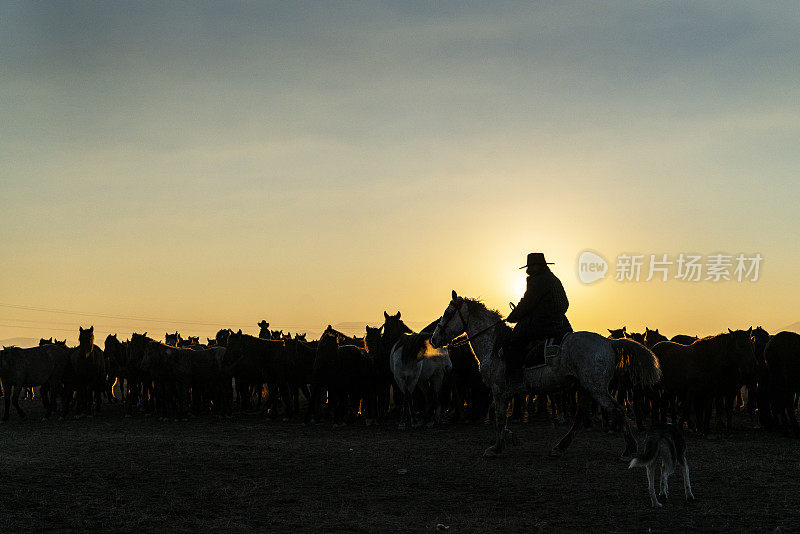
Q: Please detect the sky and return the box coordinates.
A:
[1,2,799,345]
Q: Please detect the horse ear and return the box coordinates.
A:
[607,329,613,334]
[237,329,242,334]
[728,328,733,334]
[89,326,93,332]
[622,327,626,333]
[747,326,753,335]
[655,329,659,334]
[384,311,389,320]
[143,332,147,337]
[395,312,401,319]
[451,289,457,300]
[80,327,84,333]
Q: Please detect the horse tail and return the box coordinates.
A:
[610,338,662,387]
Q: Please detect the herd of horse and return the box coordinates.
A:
[1,291,799,460]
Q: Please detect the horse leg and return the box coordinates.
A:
[785,390,800,436]
[594,388,637,460]
[551,390,591,457]
[484,393,509,458]
[400,386,415,430]
[2,385,11,421]
[12,385,25,419]
[631,386,645,432]
[428,372,445,427]
[725,392,735,433]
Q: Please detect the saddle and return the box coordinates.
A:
[521,335,566,369]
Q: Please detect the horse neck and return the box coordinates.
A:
[464,305,501,368]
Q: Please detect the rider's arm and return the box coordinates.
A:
[506,276,548,322]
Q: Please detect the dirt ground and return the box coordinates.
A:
[0,399,797,533]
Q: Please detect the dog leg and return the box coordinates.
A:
[681,456,695,501]
[647,465,662,508]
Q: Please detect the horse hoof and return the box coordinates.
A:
[483,446,499,458]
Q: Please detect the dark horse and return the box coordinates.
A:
[70,326,107,418]
[307,326,374,424]
[376,312,412,419]
[759,331,800,435]
[653,329,755,435]
[0,344,70,420]
[225,330,292,418]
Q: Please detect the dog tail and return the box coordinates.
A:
[628,436,659,469]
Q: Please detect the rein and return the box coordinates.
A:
[449,319,505,348]
[439,300,505,348]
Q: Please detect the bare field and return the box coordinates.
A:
[0,400,797,533]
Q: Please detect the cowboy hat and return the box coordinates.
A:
[520,252,554,269]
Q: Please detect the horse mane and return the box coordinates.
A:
[463,297,504,322]
[396,332,432,364]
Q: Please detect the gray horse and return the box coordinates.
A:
[430,291,662,459]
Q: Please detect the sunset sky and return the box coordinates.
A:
[1,2,799,345]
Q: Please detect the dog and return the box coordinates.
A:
[628,424,695,508]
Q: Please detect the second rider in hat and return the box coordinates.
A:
[503,252,573,391]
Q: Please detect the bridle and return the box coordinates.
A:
[436,299,504,348]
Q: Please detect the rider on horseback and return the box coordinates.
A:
[503,252,573,391]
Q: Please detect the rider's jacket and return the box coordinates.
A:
[507,269,570,337]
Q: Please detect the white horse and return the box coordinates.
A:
[390,333,452,430]
[430,290,662,459]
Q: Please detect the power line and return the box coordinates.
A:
[0,302,239,327]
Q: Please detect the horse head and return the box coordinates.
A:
[78,326,94,357]
[607,327,626,339]
[215,328,232,347]
[430,290,468,348]
[381,310,413,346]
[644,327,667,348]
[165,332,181,347]
[365,326,381,355]
[728,327,757,378]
